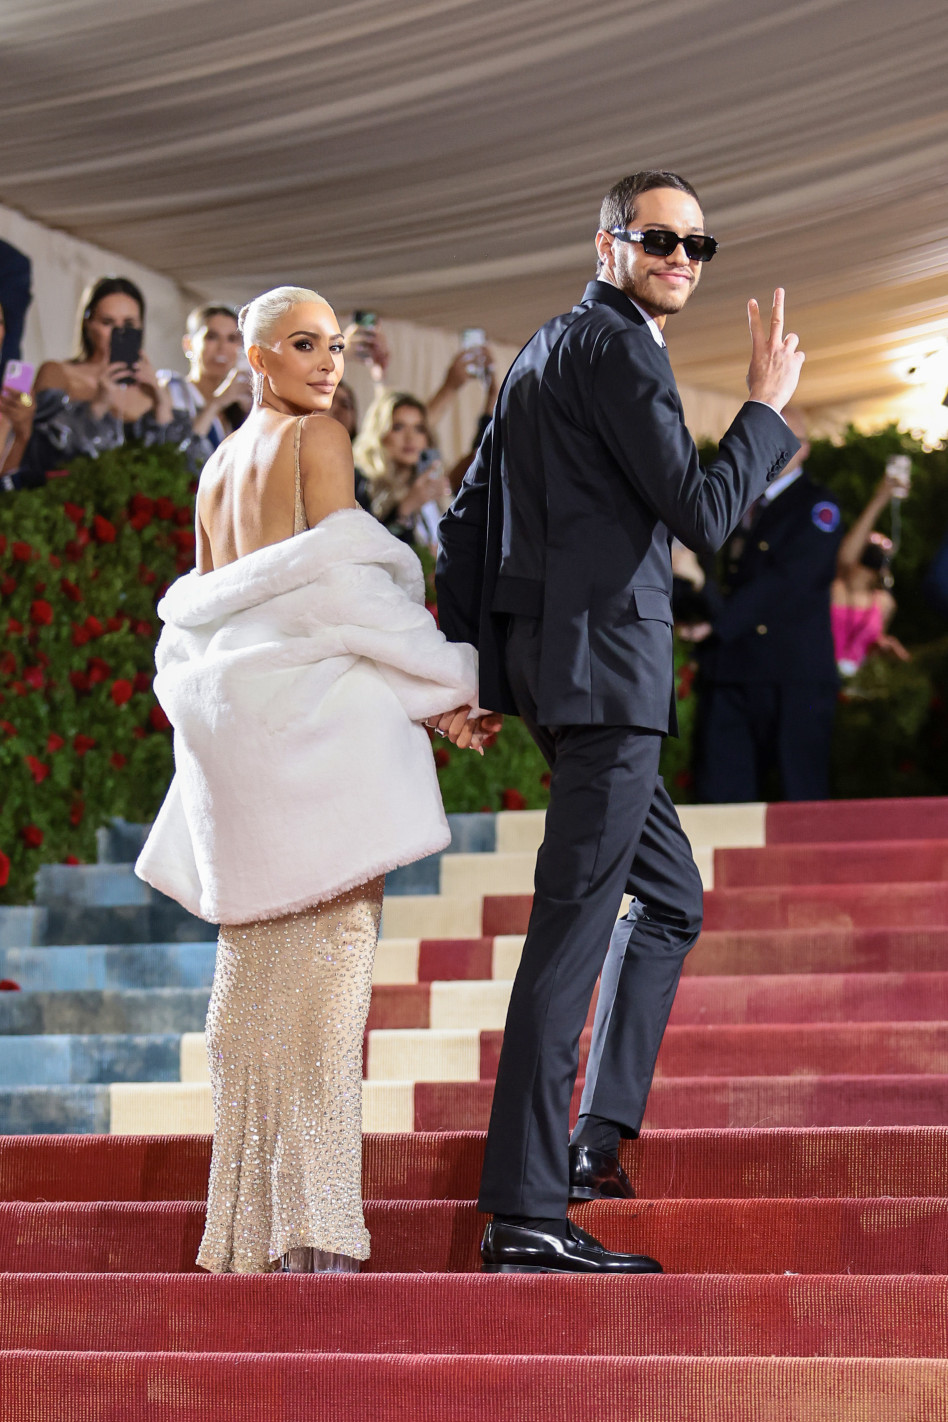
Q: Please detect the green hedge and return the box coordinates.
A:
[0,446,194,903]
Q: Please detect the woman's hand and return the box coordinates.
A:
[343,322,389,383]
[426,708,504,756]
[133,353,174,422]
[91,362,132,418]
[874,633,912,662]
[398,462,450,518]
[213,365,254,413]
[0,387,35,443]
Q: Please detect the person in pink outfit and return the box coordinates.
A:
[831,464,912,676]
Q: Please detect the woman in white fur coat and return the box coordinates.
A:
[136,287,493,1274]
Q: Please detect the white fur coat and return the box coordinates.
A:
[135,508,477,924]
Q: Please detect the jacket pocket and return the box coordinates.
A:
[631,587,673,623]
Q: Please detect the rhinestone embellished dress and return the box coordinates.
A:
[196,422,384,1274]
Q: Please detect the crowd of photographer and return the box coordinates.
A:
[0,275,499,558]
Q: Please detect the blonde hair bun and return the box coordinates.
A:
[238,285,325,352]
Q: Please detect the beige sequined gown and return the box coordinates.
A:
[196,421,384,1274]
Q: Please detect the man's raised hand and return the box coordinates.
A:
[746,288,805,413]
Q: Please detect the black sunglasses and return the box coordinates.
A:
[611,227,718,263]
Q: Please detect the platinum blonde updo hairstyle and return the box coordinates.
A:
[238,285,326,397]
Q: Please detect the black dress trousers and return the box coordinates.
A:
[477,618,704,1217]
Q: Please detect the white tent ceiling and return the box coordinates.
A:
[1,0,946,429]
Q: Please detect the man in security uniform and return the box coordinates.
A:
[693,408,842,802]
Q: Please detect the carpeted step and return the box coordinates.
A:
[376,927,948,983]
[0,943,217,993]
[685,926,948,976]
[669,972,948,1023]
[0,989,210,1036]
[3,1352,945,1422]
[373,972,948,1030]
[765,797,948,843]
[715,840,948,887]
[484,882,948,937]
[2,1272,947,1357]
[414,1075,948,1132]
[2,1197,948,1274]
[3,1128,946,1204]
[360,1021,948,1083]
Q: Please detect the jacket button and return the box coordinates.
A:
[756,624,768,635]
[758,540,769,551]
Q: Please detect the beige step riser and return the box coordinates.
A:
[439,846,713,894]
[494,803,765,855]
[108,1081,414,1136]
[181,1027,487,1086]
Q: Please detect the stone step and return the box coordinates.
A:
[0,1034,180,1087]
[0,903,217,948]
[0,988,210,1036]
[0,943,218,992]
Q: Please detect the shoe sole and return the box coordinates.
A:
[567,1187,636,1202]
[481,1262,662,1275]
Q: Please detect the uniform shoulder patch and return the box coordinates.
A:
[811,501,840,533]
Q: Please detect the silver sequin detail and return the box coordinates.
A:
[196,879,384,1273]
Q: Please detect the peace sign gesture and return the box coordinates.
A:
[746,288,805,413]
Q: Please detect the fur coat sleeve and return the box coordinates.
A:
[135,508,477,924]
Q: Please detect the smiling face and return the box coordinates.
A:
[249,300,345,413]
[186,312,242,382]
[84,292,143,360]
[382,402,429,470]
[595,187,706,323]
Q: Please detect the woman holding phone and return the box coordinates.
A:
[353,391,452,551]
[14,276,194,482]
[0,300,38,475]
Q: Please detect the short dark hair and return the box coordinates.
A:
[186,303,239,336]
[596,171,701,271]
[73,275,146,361]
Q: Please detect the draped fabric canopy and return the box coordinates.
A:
[0,0,946,431]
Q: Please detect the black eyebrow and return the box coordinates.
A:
[288,330,345,340]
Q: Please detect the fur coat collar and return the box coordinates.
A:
[136,509,476,924]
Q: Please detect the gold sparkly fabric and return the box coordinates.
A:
[196,878,384,1274]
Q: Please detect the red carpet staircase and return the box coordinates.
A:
[2,798,948,1419]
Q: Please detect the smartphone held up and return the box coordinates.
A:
[109,325,143,385]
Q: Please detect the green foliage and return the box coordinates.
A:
[0,444,196,901]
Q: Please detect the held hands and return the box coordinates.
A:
[425,708,504,756]
[746,288,804,413]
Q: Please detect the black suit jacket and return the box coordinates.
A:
[436,280,799,730]
[699,472,841,684]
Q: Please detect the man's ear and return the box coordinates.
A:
[594,229,614,273]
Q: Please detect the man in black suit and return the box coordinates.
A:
[435,170,803,1275]
[693,408,842,802]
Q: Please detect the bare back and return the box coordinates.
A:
[195,408,357,574]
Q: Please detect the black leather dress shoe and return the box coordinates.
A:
[481,1219,661,1274]
[568,1144,636,1202]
